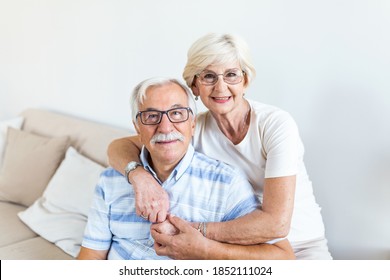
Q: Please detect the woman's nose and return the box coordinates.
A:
[214,75,228,91]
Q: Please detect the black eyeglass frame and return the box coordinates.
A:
[136,107,194,125]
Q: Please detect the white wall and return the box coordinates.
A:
[1,0,389,259]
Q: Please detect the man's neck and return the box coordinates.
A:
[148,155,181,183]
[153,164,176,183]
[141,146,192,184]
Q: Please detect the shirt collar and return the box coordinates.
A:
[140,144,195,184]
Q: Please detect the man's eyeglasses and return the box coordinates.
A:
[137,107,193,125]
[196,68,245,86]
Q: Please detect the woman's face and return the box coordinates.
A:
[192,62,247,116]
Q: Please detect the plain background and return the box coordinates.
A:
[1,0,389,259]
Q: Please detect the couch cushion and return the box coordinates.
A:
[0,128,69,207]
[21,108,130,167]
[0,202,37,247]
[0,116,24,169]
[0,237,73,260]
[18,147,105,258]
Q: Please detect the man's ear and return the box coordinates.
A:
[191,115,196,136]
[133,121,140,135]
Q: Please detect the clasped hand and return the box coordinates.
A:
[151,215,207,260]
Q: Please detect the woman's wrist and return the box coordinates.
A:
[127,165,145,186]
[192,222,208,238]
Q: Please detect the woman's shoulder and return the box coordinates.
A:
[248,99,285,113]
[195,110,210,127]
[196,110,208,119]
[248,99,294,123]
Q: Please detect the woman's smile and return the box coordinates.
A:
[211,96,231,103]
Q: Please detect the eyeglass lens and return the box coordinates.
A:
[198,69,243,85]
[139,108,191,125]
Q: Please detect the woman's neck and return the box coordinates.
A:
[210,99,251,145]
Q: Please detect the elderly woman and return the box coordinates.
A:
[108,33,332,260]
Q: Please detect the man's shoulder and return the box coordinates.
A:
[189,152,256,208]
[98,167,129,191]
[95,167,136,204]
[192,150,230,167]
[100,167,124,179]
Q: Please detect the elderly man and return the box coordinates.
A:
[77,77,294,260]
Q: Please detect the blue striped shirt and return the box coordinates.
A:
[82,145,259,260]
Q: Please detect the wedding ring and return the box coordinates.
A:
[140,214,148,219]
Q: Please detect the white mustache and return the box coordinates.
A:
[150,132,185,144]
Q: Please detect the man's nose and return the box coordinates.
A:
[157,113,174,132]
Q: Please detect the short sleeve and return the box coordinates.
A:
[222,174,259,221]
[262,111,301,178]
[81,176,113,251]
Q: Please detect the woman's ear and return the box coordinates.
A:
[244,73,249,89]
[243,72,249,88]
[191,82,199,97]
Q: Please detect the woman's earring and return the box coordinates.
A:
[195,96,199,101]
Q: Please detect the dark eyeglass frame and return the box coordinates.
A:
[136,107,193,125]
[196,68,245,85]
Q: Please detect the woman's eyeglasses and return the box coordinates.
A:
[196,68,245,85]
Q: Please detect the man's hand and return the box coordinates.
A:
[151,215,207,259]
[151,218,179,236]
[131,168,169,223]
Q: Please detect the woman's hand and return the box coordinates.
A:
[151,215,207,260]
[131,167,169,223]
[150,218,179,236]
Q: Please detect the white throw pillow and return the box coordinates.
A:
[18,146,105,258]
[0,116,24,168]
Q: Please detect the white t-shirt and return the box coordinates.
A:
[193,99,325,242]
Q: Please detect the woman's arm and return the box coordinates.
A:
[107,136,143,176]
[151,215,295,260]
[206,175,296,244]
[107,136,170,222]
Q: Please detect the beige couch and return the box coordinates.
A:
[0,108,129,259]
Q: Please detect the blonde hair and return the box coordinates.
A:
[183,33,256,88]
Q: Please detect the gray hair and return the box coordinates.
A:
[130,77,197,123]
[183,33,256,88]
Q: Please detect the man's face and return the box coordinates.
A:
[135,83,195,168]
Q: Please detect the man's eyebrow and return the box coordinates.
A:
[171,104,185,108]
[143,104,186,111]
